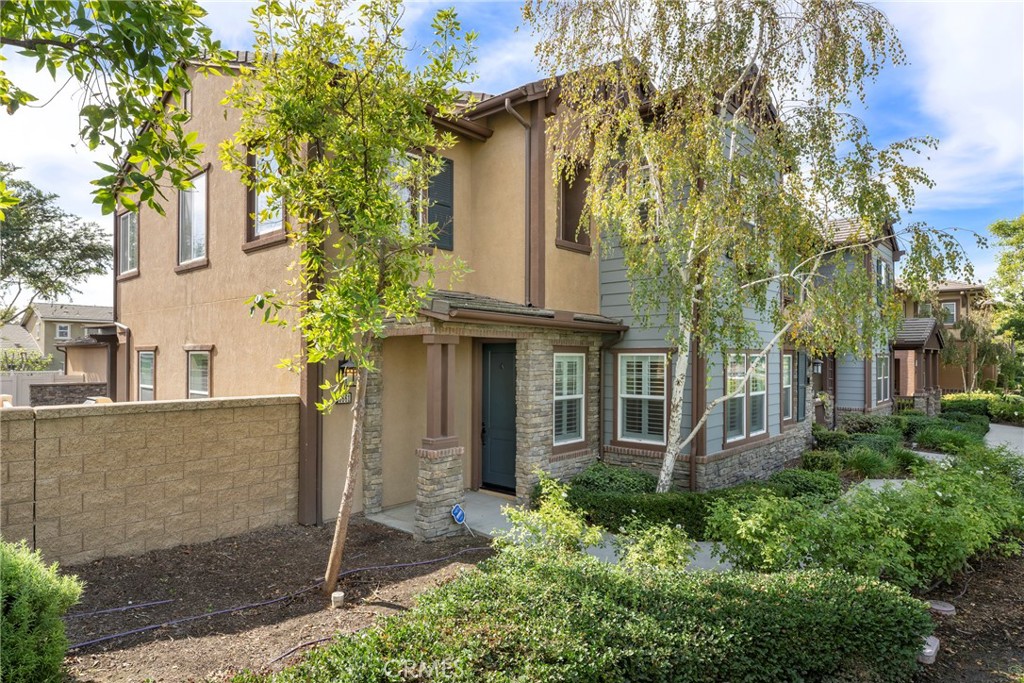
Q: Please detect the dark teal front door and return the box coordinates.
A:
[482,343,516,492]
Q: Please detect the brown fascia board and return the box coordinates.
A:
[420,306,627,333]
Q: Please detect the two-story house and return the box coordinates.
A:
[111,57,622,540]
[20,303,113,372]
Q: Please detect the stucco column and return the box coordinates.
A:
[415,335,464,542]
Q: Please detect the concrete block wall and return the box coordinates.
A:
[0,395,300,566]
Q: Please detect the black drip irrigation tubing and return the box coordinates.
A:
[66,599,176,620]
[68,546,491,651]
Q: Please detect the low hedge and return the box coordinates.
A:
[0,539,83,683]
[943,391,1024,425]
[811,422,851,450]
[241,551,934,683]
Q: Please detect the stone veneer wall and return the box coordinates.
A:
[603,385,814,492]
[29,382,108,406]
[361,344,385,515]
[0,395,300,566]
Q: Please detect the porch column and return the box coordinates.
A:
[415,335,464,542]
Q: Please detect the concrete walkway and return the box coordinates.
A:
[987,423,1024,454]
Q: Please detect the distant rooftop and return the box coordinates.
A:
[0,323,42,353]
[28,303,114,323]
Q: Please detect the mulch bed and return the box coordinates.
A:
[916,552,1024,682]
[63,518,492,682]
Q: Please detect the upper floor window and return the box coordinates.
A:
[187,350,210,399]
[248,150,284,239]
[726,352,767,443]
[557,165,590,252]
[178,170,208,264]
[55,324,70,340]
[427,156,454,251]
[940,301,957,325]
[138,351,155,401]
[553,353,585,445]
[118,211,138,275]
[618,353,667,445]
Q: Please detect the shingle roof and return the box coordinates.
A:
[425,290,624,328]
[894,317,944,350]
[935,279,985,293]
[29,303,113,323]
[0,324,42,353]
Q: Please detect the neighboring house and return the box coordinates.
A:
[899,280,998,393]
[20,303,113,372]
[0,323,43,359]
[811,219,899,427]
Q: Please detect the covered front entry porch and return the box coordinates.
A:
[350,291,624,541]
[893,317,944,416]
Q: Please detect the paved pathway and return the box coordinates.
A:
[986,423,1024,454]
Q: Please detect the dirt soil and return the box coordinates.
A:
[916,553,1024,682]
[63,518,493,682]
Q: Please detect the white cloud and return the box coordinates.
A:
[881,1,1024,211]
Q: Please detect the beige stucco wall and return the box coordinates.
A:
[320,358,360,521]
[116,69,299,401]
[380,336,427,508]
[65,346,107,383]
[0,396,299,566]
[22,312,109,372]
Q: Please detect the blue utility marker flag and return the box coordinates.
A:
[451,504,465,525]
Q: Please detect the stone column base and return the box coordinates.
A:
[415,445,465,542]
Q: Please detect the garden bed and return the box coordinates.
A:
[62,518,491,682]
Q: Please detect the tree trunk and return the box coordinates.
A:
[322,366,368,595]
[657,333,691,493]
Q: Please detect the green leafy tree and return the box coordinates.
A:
[939,307,1008,392]
[0,349,53,371]
[989,215,1024,344]
[0,0,230,216]
[0,163,111,324]
[221,0,474,593]
[525,0,974,492]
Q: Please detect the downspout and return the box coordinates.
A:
[505,98,532,306]
[113,322,131,401]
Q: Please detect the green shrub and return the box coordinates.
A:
[913,425,982,454]
[990,395,1024,425]
[613,518,696,569]
[838,412,891,434]
[768,469,842,501]
[502,474,604,553]
[801,448,843,473]
[904,414,941,439]
[848,432,902,457]
[569,462,657,494]
[252,551,933,683]
[709,445,1024,589]
[892,447,928,473]
[811,422,851,450]
[941,393,993,416]
[899,408,925,416]
[844,445,897,478]
[0,539,83,683]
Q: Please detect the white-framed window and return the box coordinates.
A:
[250,149,283,237]
[178,171,207,264]
[118,211,138,275]
[553,353,585,445]
[138,351,155,401]
[55,324,70,339]
[618,353,667,445]
[726,352,767,442]
[940,301,957,325]
[187,351,210,399]
[781,353,793,421]
[875,353,891,402]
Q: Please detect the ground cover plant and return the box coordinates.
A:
[708,445,1024,590]
[232,481,934,683]
[0,539,82,683]
[562,463,841,539]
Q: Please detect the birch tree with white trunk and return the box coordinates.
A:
[525,0,975,492]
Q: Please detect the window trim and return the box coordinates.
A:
[875,352,891,404]
[176,166,210,272]
[723,350,772,448]
[939,300,957,325]
[552,351,586,447]
[116,210,139,278]
[781,352,794,423]
[185,346,213,399]
[556,164,592,254]
[55,323,71,340]
[137,348,156,401]
[614,351,669,448]
[245,148,287,249]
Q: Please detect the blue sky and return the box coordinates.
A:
[1,0,1020,306]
